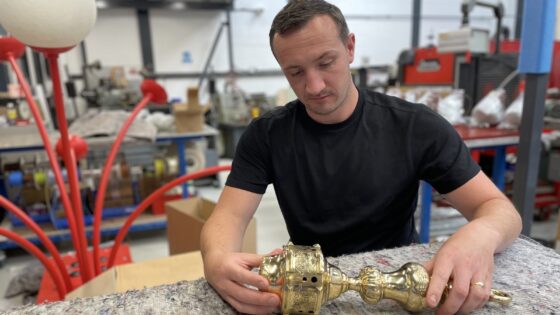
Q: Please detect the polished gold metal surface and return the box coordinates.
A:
[259,243,512,314]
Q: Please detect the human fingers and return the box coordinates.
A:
[223,290,280,315]
[425,258,453,309]
[423,259,434,273]
[457,271,491,314]
[471,260,494,311]
[266,248,283,256]
[208,253,267,290]
[475,272,493,310]
[238,253,265,269]
[229,259,271,290]
[220,277,280,313]
[436,270,470,315]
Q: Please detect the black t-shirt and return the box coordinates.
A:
[226,88,480,257]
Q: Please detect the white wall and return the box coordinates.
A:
[150,9,224,100]
[229,0,285,72]
[151,9,224,73]
[85,9,142,68]
[59,0,523,101]
[63,8,143,86]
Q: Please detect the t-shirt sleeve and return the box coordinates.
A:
[225,119,272,194]
[411,107,480,194]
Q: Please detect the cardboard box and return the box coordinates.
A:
[166,197,257,255]
[173,103,206,133]
[173,87,208,133]
[65,251,204,300]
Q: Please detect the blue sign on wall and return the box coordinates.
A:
[182,51,192,64]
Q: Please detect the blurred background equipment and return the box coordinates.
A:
[208,78,275,158]
[396,0,559,116]
[81,61,143,109]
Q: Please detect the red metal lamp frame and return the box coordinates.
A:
[0,37,231,299]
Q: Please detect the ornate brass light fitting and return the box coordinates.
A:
[259,243,511,314]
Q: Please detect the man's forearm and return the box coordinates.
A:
[201,209,247,259]
[201,186,263,260]
[469,198,522,253]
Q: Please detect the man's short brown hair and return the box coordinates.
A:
[269,0,349,54]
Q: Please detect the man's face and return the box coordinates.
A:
[272,15,356,123]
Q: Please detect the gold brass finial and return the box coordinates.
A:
[259,243,511,314]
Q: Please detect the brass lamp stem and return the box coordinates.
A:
[259,243,511,314]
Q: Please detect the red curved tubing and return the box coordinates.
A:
[92,93,153,275]
[7,54,83,287]
[108,165,232,267]
[0,228,66,299]
[0,196,71,292]
[46,53,93,281]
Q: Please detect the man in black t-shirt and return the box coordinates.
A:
[201,1,522,314]
[225,89,484,258]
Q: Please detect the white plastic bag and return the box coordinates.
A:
[437,89,465,125]
[417,90,439,112]
[498,92,524,129]
[471,88,506,127]
[404,90,418,103]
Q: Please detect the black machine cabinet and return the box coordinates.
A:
[457,53,520,115]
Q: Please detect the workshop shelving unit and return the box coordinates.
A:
[0,125,219,250]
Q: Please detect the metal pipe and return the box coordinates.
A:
[514,74,549,236]
[46,53,93,282]
[92,93,153,275]
[226,9,235,74]
[7,53,81,291]
[137,9,155,71]
[411,0,421,49]
[198,22,227,89]
[515,0,524,39]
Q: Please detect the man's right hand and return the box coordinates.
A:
[204,251,281,314]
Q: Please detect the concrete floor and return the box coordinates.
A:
[0,171,558,312]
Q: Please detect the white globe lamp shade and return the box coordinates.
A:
[0,0,97,49]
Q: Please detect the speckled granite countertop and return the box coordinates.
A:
[3,236,559,314]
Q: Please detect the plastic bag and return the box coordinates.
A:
[417,90,439,112]
[471,88,506,127]
[437,89,465,125]
[498,92,524,129]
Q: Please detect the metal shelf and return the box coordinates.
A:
[0,213,167,250]
[0,126,219,249]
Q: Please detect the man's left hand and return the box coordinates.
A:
[423,221,499,314]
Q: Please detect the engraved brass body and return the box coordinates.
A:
[259,243,511,314]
